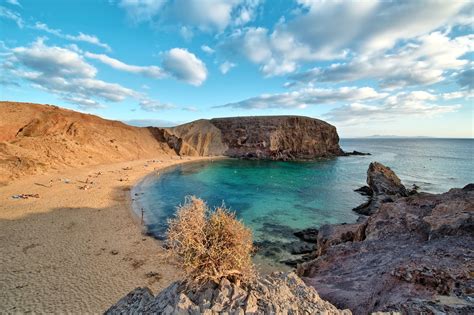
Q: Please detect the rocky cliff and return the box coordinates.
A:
[169,116,343,160]
[296,162,474,314]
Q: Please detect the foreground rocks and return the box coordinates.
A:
[169,116,344,160]
[106,272,351,314]
[298,163,474,314]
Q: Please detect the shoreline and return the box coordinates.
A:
[0,156,214,313]
[130,156,230,226]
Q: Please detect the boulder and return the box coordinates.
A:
[105,272,352,314]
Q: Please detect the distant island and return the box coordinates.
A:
[347,135,435,139]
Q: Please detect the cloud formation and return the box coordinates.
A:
[162,48,208,85]
[217,86,386,109]
[5,38,168,110]
[117,0,262,32]
[0,5,23,28]
[289,32,474,88]
[85,52,164,78]
[221,0,470,76]
[34,22,111,51]
[325,91,461,125]
[219,61,236,74]
[118,0,166,23]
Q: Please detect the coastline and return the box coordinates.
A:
[0,156,214,313]
[130,156,230,227]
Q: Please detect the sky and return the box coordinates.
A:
[0,0,473,137]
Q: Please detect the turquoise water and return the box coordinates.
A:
[134,138,473,266]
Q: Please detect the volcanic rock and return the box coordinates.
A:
[106,272,351,314]
[353,162,408,215]
[298,163,474,314]
[294,228,319,243]
[169,116,344,160]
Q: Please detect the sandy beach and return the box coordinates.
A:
[0,156,212,313]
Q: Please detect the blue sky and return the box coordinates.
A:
[1,0,473,137]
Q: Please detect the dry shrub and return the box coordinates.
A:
[167,196,255,286]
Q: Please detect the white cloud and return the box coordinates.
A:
[220,0,470,77]
[442,90,474,100]
[117,0,262,32]
[85,49,209,85]
[219,61,236,74]
[139,99,175,111]
[118,0,166,23]
[85,52,164,78]
[182,106,198,112]
[13,38,97,78]
[290,32,474,88]
[0,6,23,28]
[179,26,193,41]
[6,0,21,7]
[326,91,461,125]
[217,86,387,109]
[34,22,111,51]
[162,48,207,86]
[201,45,215,54]
[5,38,170,110]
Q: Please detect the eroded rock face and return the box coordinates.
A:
[169,116,343,160]
[106,272,351,314]
[298,174,474,314]
[353,162,408,215]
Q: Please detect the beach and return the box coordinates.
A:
[0,156,211,313]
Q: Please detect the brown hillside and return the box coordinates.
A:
[0,102,176,182]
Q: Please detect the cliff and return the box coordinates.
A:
[169,116,343,160]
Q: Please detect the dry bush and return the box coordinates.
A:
[167,196,255,286]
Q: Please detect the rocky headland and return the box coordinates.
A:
[168,116,344,160]
[294,162,473,314]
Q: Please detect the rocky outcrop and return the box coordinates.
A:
[169,116,344,160]
[298,163,474,314]
[106,272,351,314]
[353,162,408,215]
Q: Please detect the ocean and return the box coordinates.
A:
[133,138,473,267]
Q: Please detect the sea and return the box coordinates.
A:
[133,138,473,268]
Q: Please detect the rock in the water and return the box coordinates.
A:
[294,228,319,243]
[344,150,371,156]
[168,116,344,160]
[106,272,351,314]
[298,165,474,315]
[353,162,407,215]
